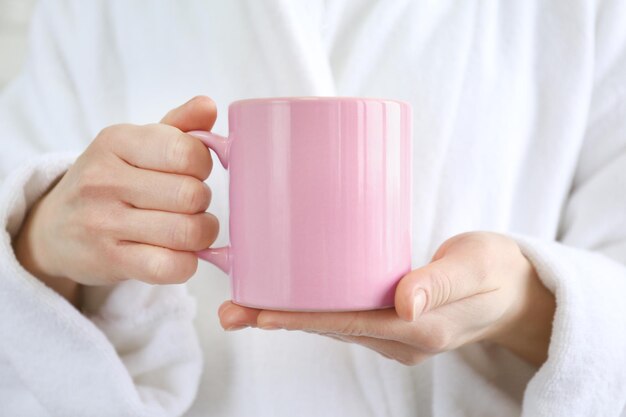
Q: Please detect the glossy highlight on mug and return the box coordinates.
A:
[192,97,413,311]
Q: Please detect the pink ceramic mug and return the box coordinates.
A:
[189,97,412,311]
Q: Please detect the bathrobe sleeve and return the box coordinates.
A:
[0,2,202,417]
[514,2,626,416]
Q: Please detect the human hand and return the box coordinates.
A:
[13,96,219,303]
[218,232,556,367]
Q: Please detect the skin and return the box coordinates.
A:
[218,232,556,367]
[13,96,221,305]
[13,96,555,367]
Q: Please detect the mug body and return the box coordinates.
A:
[227,97,412,311]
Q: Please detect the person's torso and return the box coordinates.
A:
[54,1,596,415]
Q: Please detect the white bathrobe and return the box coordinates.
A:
[1,1,625,416]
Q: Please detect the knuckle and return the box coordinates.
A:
[171,216,190,248]
[437,232,495,259]
[426,267,453,309]
[96,124,128,147]
[456,232,494,255]
[187,219,205,249]
[168,134,197,173]
[143,123,168,141]
[177,178,210,212]
[96,125,118,142]
[147,252,178,283]
[173,216,202,249]
[148,252,197,284]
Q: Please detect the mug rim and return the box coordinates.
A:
[231,96,411,108]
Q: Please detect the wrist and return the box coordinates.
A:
[13,195,81,307]
[489,251,556,367]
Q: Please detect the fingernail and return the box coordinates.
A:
[411,289,426,321]
[225,324,248,331]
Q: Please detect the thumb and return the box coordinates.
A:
[394,252,492,322]
[161,95,218,132]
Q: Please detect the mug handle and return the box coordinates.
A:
[187,130,231,274]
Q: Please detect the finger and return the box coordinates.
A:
[119,165,211,214]
[119,208,219,251]
[161,95,218,132]
[159,96,217,178]
[395,249,497,322]
[111,241,198,284]
[254,308,414,343]
[319,307,463,355]
[322,333,431,366]
[218,301,262,330]
[218,302,462,355]
[98,123,213,180]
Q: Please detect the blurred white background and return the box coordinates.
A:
[0,0,37,89]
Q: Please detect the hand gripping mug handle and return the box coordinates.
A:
[188,130,231,274]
